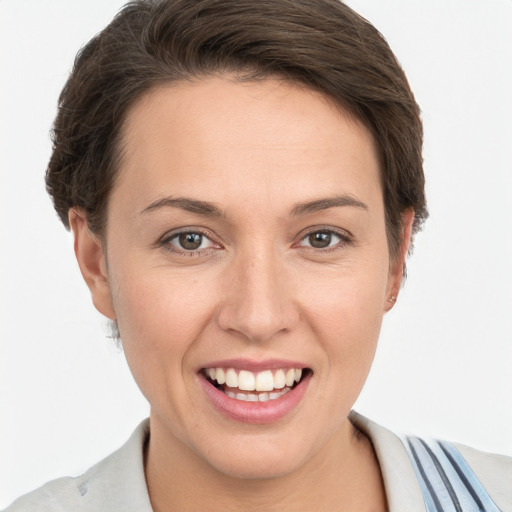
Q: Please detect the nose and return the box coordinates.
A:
[216,249,300,343]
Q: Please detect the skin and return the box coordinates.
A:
[70,76,413,511]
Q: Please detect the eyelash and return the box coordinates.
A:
[159,226,353,256]
[159,228,221,257]
[295,227,353,252]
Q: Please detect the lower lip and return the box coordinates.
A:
[199,372,311,424]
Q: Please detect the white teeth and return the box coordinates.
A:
[205,366,306,396]
[274,369,286,389]
[255,370,274,391]
[216,368,226,385]
[225,368,238,388]
[238,370,255,391]
[224,388,292,402]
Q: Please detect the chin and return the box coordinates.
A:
[207,446,306,480]
[191,427,322,482]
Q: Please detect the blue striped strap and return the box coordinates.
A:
[401,436,502,512]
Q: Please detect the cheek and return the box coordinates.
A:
[108,266,212,393]
[113,262,208,332]
[301,257,388,378]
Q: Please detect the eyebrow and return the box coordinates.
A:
[290,195,368,216]
[139,197,225,217]
[139,194,368,218]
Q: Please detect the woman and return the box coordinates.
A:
[3,0,511,511]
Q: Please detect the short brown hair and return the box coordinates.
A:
[46,0,427,258]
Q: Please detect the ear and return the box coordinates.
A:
[384,209,415,312]
[69,209,116,319]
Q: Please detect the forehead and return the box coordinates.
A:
[112,76,381,215]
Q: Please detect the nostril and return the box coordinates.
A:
[215,278,301,344]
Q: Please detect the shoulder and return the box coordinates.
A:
[350,411,512,512]
[3,420,153,512]
[404,435,512,512]
[454,441,512,510]
[3,476,82,512]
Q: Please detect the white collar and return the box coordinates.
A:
[349,411,426,512]
[74,412,425,511]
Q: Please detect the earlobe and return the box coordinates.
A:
[384,209,415,312]
[68,209,116,320]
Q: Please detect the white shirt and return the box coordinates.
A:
[4,412,511,511]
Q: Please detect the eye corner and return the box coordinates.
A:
[295,226,354,252]
[158,227,223,256]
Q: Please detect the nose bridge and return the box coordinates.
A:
[217,244,298,342]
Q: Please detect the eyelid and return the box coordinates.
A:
[295,226,353,249]
[157,225,352,255]
[158,226,222,254]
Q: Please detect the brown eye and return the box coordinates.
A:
[163,229,220,255]
[298,230,346,250]
[308,232,333,248]
[178,232,203,250]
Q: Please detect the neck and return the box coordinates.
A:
[145,413,387,512]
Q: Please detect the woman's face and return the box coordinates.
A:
[81,77,407,478]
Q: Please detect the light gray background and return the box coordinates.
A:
[1,0,511,507]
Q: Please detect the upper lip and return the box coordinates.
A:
[198,358,310,373]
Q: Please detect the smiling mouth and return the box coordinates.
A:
[202,367,310,402]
